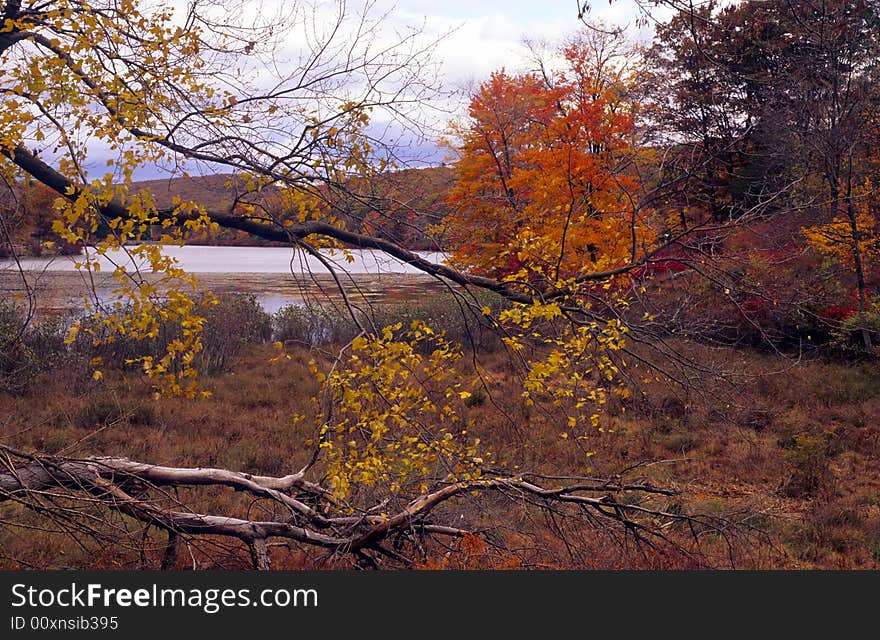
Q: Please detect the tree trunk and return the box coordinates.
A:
[847,208,873,354]
[845,159,873,354]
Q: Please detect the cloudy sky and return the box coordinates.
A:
[119,0,665,179]
[385,0,656,87]
[357,0,665,164]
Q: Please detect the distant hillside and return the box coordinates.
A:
[133,173,262,213]
[326,166,454,250]
[1,168,455,255]
[132,167,454,250]
[0,181,81,257]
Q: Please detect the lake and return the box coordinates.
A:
[0,245,449,316]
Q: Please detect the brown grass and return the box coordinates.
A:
[1,340,878,569]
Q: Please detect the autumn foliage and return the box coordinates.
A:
[443,41,650,286]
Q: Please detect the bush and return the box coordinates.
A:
[273,304,358,346]
[70,310,153,372]
[660,431,701,453]
[273,292,508,352]
[369,292,507,353]
[76,394,155,428]
[72,292,272,375]
[780,430,837,498]
[3,291,509,390]
[199,293,272,372]
[831,297,880,357]
[76,394,127,427]
[0,301,67,394]
[645,247,842,352]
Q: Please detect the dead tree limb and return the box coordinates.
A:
[0,446,749,568]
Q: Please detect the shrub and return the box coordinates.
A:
[660,431,701,453]
[370,292,507,353]
[780,430,837,498]
[77,394,127,428]
[72,292,272,375]
[739,408,774,432]
[831,297,880,357]
[70,309,151,372]
[0,300,68,394]
[199,293,272,372]
[76,394,156,428]
[273,292,509,352]
[273,304,358,346]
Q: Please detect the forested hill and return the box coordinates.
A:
[1,166,454,254]
[133,173,256,212]
[135,166,455,250]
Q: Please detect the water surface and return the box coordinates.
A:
[1,246,449,315]
[7,245,447,274]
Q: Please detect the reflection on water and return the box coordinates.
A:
[0,246,450,317]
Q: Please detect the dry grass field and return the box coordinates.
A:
[2,329,877,569]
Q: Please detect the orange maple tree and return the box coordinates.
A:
[443,41,649,287]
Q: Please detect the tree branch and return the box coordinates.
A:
[0,446,728,567]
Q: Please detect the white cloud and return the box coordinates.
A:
[371,0,663,105]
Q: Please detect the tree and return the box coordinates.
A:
[0,0,448,395]
[443,39,651,288]
[789,0,880,353]
[641,0,880,352]
[803,176,880,352]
